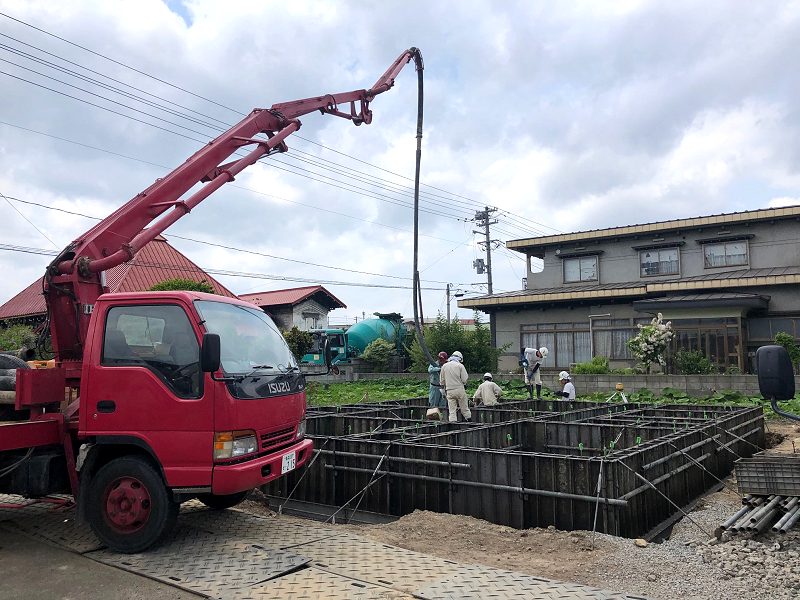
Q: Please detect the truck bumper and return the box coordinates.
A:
[211,438,313,495]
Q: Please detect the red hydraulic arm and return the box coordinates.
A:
[44,48,422,365]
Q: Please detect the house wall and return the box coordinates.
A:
[292,299,330,331]
[525,219,800,289]
[269,307,295,331]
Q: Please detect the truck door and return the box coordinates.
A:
[85,303,213,486]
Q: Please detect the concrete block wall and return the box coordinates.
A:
[303,370,792,397]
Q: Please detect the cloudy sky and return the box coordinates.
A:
[1,1,799,324]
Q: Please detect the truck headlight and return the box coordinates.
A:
[214,430,258,459]
[296,419,306,439]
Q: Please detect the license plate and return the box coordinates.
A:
[281,451,296,475]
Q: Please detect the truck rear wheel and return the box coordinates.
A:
[197,490,249,510]
[87,455,178,553]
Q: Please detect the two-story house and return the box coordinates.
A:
[458,205,800,373]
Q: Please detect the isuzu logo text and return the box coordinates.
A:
[268,381,291,394]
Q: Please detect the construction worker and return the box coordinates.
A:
[553,371,576,400]
[440,350,471,422]
[426,351,448,419]
[522,346,548,400]
[473,372,503,406]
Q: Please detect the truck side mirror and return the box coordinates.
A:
[201,333,221,373]
[757,345,799,421]
[323,337,333,370]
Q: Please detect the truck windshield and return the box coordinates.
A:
[195,300,298,375]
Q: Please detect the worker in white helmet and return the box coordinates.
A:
[473,372,503,406]
[440,350,471,422]
[521,346,548,400]
[553,371,576,401]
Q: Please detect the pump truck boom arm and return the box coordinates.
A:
[46,48,421,360]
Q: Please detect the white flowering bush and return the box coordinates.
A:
[626,313,674,373]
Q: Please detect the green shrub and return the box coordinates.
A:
[572,356,611,374]
[674,349,717,375]
[0,324,37,352]
[148,278,215,294]
[282,326,313,360]
[725,365,742,375]
[774,332,800,366]
[611,367,637,375]
[362,338,396,372]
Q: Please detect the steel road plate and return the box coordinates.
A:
[218,566,413,599]
[88,527,310,596]
[296,532,461,593]
[415,565,652,600]
[178,508,342,549]
[2,512,104,553]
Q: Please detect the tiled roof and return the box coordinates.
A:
[459,266,800,309]
[0,237,236,320]
[239,285,346,310]
[507,204,800,250]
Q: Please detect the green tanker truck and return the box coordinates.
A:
[300,313,407,365]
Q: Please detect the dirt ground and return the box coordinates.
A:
[241,419,800,600]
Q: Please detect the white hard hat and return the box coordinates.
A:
[539,347,548,358]
[559,371,571,380]
[483,372,492,379]
[451,350,463,359]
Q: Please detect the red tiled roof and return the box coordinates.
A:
[0,237,236,320]
[239,285,346,310]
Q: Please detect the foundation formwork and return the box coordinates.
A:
[267,398,764,538]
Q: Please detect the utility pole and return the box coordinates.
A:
[472,206,499,295]
[446,283,451,323]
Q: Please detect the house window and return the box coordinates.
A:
[703,241,747,268]
[640,248,679,277]
[563,256,597,283]
[521,323,591,367]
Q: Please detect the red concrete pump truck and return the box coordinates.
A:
[0,48,422,553]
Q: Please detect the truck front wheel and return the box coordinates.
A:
[197,490,249,510]
[87,455,178,553]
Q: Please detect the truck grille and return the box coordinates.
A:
[260,426,295,451]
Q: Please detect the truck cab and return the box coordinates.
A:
[2,290,312,552]
[302,329,348,365]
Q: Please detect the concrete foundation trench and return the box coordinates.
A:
[267,397,766,539]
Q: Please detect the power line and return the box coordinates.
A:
[0,120,469,246]
[0,192,59,249]
[1,196,454,284]
[0,31,231,127]
[0,69,205,142]
[0,11,244,116]
[0,13,556,236]
[0,243,445,291]
[0,42,226,131]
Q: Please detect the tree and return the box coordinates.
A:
[148,278,215,294]
[626,313,674,374]
[407,311,506,373]
[282,326,313,360]
[774,332,800,367]
[361,338,395,372]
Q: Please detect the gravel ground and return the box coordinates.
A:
[583,488,800,600]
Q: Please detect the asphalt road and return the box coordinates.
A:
[0,531,200,600]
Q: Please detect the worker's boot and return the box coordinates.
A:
[536,384,542,400]
[526,385,533,400]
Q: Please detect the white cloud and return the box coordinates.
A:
[769,196,800,208]
[1,0,800,322]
